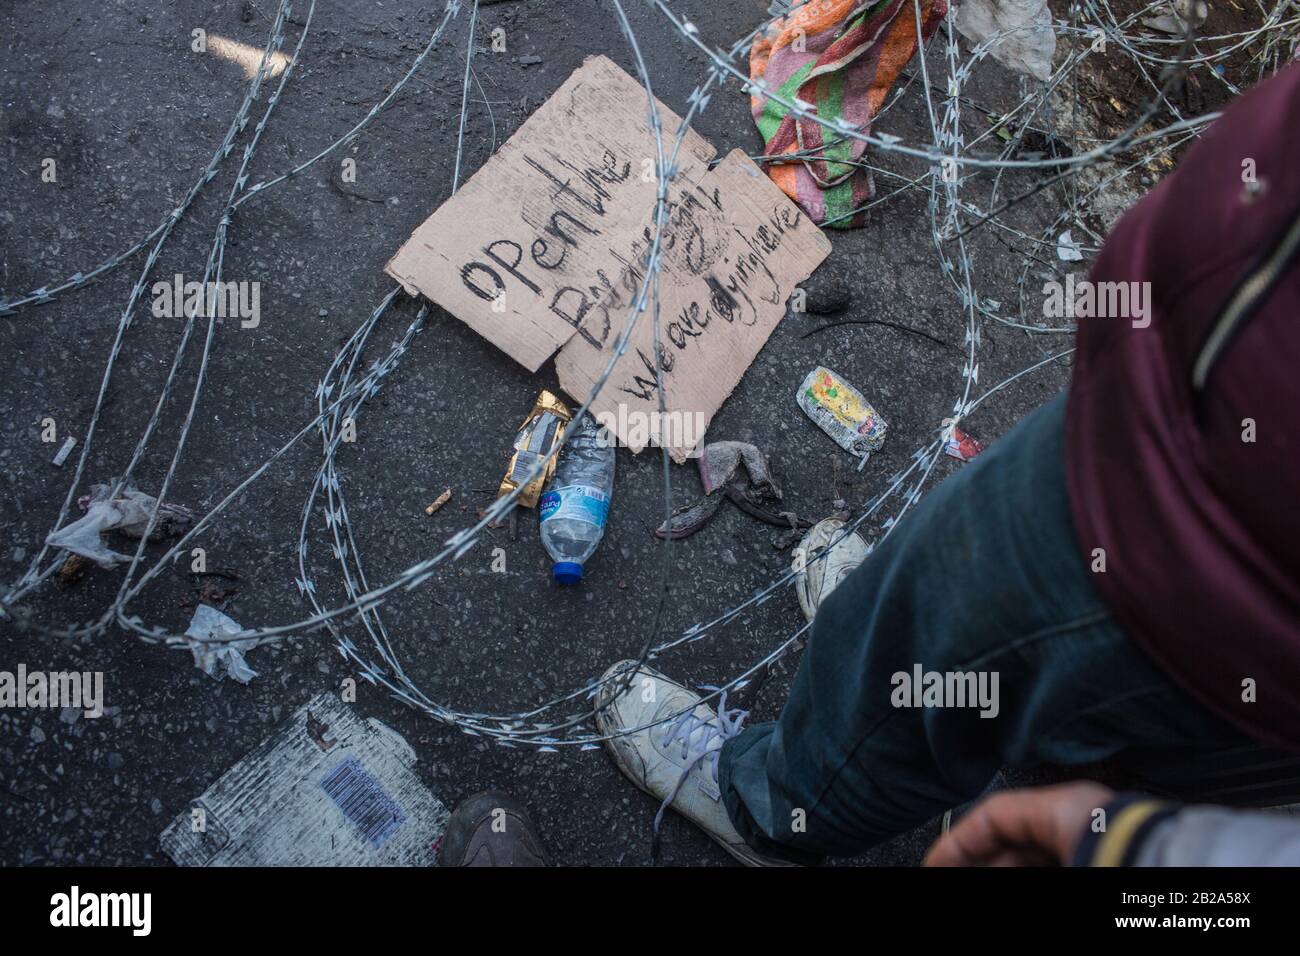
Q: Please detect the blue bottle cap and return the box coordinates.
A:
[553,561,583,585]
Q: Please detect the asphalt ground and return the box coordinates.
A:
[0,0,1096,865]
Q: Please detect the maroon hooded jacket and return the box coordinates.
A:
[1066,63,1300,749]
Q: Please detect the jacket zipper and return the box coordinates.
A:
[1192,206,1300,393]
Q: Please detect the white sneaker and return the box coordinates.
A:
[595,660,795,866]
[793,517,869,622]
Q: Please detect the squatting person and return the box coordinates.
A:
[594,62,1300,864]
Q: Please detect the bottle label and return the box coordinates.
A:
[539,485,610,528]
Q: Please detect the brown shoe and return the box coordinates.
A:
[437,790,547,867]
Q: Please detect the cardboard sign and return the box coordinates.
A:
[386,55,716,371]
[386,55,830,459]
[556,149,830,460]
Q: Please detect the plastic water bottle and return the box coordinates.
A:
[539,414,615,584]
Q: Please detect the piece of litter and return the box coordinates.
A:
[499,391,570,509]
[748,0,948,227]
[1057,229,1084,262]
[797,367,888,463]
[158,692,449,865]
[186,604,258,684]
[1142,13,1185,32]
[944,426,986,462]
[424,488,453,516]
[56,553,87,587]
[44,480,195,569]
[51,436,76,467]
[1143,0,1207,33]
[955,0,1056,82]
[655,441,812,540]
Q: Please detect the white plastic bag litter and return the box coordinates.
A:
[44,481,193,569]
[1143,0,1208,33]
[955,0,1057,82]
[1057,229,1085,262]
[186,604,259,684]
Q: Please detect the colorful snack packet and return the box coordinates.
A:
[797,366,888,461]
[498,390,572,508]
[943,426,985,463]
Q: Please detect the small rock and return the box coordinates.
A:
[30,725,46,744]
[720,549,738,566]
[106,752,125,770]
[519,54,543,66]
[801,272,852,315]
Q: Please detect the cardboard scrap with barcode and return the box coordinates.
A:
[556,149,831,461]
[386,54,717,372]
[159,692,449,866]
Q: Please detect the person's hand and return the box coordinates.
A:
[924,781,1114,866]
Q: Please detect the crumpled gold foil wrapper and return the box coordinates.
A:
[498,390,572,508]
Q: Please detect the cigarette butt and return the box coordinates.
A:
[424,488,452,516]
[52,436,76,467]
[58,552,87,584]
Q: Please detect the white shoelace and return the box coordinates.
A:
[652,688,748,837]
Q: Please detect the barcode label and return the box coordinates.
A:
[320,756,406,848]
[510,449,542,484]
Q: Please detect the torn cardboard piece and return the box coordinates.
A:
[387,56,830,462]
[159,692,449,866]
[386,54,717,372]
[557,150,831,461]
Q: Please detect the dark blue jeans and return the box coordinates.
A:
[718,393,1256,859]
